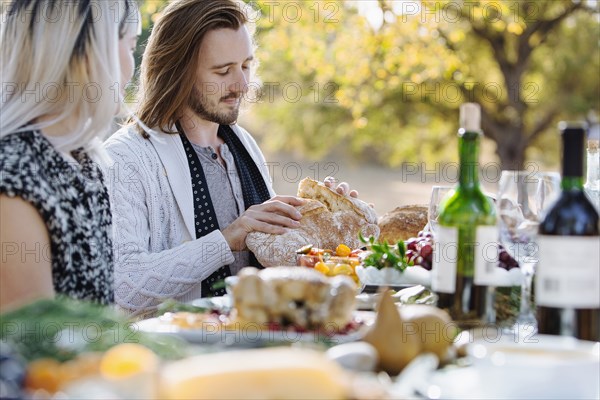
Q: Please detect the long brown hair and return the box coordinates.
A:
[135,0,251,136]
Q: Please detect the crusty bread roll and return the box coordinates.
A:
[378,205,428,243]
[246,178,379,267]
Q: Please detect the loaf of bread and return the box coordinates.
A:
[378,205,428,243]
[246,178,379,267]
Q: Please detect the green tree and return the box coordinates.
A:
[137,0,599,170]
[249,0,599,169]
[426,0,600,169]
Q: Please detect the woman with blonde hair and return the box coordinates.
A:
[0,0,139,311]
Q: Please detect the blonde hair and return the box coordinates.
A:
[0,0,137,155]
[135,0,255,137]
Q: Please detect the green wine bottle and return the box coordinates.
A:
[432,103,497,329]
[537,122,600,341]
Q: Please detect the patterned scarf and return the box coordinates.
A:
[177,123,271,296]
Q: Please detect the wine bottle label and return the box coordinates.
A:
[536,236,600,308]
[432,226,458,293]
[474,226,500,286]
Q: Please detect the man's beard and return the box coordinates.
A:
[189,86,241,125]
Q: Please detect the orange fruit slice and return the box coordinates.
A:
[25,358,62,393]
[99,343,158,380]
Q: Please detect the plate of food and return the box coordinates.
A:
[136,267,375,346]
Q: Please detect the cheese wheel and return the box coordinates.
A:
[160,347,349,400]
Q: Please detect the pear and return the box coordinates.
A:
[362,289,420,375]
[400,304,456,361]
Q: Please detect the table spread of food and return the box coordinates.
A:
[2,177,599,400]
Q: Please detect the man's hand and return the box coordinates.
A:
[222,195,305,251]
[324,176,375,208]
[323,176,359,197]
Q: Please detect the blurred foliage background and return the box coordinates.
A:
[135,0,599,170]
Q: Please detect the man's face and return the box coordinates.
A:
[190,26,253,125]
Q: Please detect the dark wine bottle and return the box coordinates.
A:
[432,103,497,329]
[537,122,600,341]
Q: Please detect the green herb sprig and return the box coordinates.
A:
[359,232,408,272]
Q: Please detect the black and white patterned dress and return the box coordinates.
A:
[0,131,113,304]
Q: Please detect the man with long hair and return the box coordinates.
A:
[104,0,354,316]
[105,0,295,315]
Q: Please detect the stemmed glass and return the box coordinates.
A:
[427,186,454,236]
[497,170,561,335]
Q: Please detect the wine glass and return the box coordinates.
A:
[497,170,561,335]
[427,186,454,236]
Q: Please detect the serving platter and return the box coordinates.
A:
[355,264,523,288]
[135,302,374,346]
[355,265,432,287]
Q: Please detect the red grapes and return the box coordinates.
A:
[497,244,519,270]
[404,231,434,270]
[403,231,519,271]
